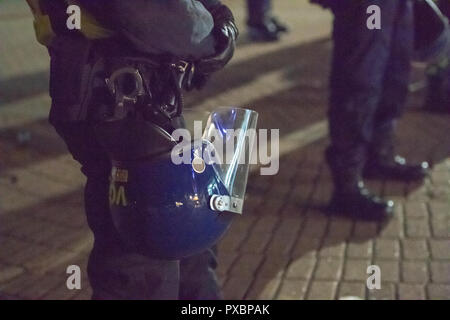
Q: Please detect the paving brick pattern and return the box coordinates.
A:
[0,0,449,300]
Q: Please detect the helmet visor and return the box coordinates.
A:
[202,107,258,213]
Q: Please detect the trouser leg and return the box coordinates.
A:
[325,1,404,219]
[88,250,180,300]
[369,0,414,162]
[328,0,400,175]
[247,0,271,25]
[362,1,429,180]
[424,59,449,111]
[84,168,180,300]
[53,122,180,300]
[179,247,223,300]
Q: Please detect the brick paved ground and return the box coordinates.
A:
[0,0,449,300]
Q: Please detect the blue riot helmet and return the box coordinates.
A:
[108,107,258,259]
[414,0,450,62]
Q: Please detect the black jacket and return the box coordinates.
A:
[46,0,220,122]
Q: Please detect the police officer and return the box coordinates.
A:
[247,0,288,41]
[27,0,237,299]
[311,0,429,220]
[424,0,450,113]
[425,58,450,112]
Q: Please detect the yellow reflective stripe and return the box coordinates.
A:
[26,0,53,46]
[33,14,56,46]
[29,0,114,46]
[67,0,114,39]
[78,11,114,39]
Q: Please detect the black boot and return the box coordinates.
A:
[248,17,288,42]
[326,147,394,221]
[271,17,289,33]
[364,155,430,180]
[364,129,430,181]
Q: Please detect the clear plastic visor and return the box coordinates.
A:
[202,107,258,202]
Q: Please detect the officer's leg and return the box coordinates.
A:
[327,1,398,220]
[366,0,429,180]
[424,59,449,112]
[246,0,287,42]
[179,247,223,300]
[53,122,180,300]
[247,0,271,25]
[422,0,450,113]
[88,251,180,300]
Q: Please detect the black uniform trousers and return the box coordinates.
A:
[53,122,222,300]
[328,0,414,169]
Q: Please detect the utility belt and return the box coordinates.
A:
[87,41,194,129]
[39,0,195,128]
[48,34,193,130]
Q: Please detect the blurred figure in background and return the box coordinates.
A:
[246,0,288,41]
[424,57,450,113]
[424,0,450,113]
[311,0,429,220]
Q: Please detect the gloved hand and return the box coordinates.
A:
[189,4,238,89]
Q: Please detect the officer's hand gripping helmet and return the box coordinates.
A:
[104,107,258,260]
[414,0,450,62]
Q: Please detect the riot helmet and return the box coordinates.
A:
[107,107,258,259]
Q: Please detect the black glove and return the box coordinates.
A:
[190,4,239,89]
